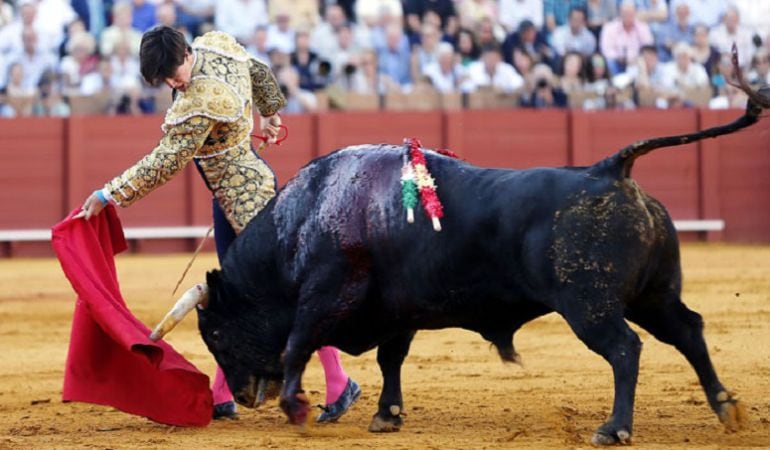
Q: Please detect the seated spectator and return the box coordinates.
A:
[659,42,710,106]
[291,29,326,91]
[551,7,597,58]
[0,87,16,118]
[375,23,412,91]
[474,16,503,49]
[630,45,666,91]
[544,0,587,35]
[557,51,588,96]
[110,39,142,93]
[709,6,754,69]
[35,0,77,53]
[498,0,543,34]
[215,0,268,44]
[267,0,317,32]
[670,0,725,29]
[502,19,555,68]
[403,0,458,38]
[70,0,109,38]
[584,84,636,109]
[174,0,214,37]
[356,0,403,30]
[512,46,536,89]
[80,56,117,96]
[585,0,616,39]
[154,2,179,31]
[600,0,653,75]
[277,65,318,114]
[709,54,748,109]
[457,0,497,31]
[309,4,348,62]
[246,26,270,62]
[521,63,568,108]
[423,42,466,93]
[266,11,296,54]
[32,70,70,117]
[6,28,57,94]
[132,0,157,33]
[5,62,36,97]
[584,51,611,95]
[411,23,442,82]
[632,0,668,37]
[59,31,98,95]
[100,2,142,57]
[456,28,481,67]
[334,49,384,95]
[461,43,524,93]
[0,0,57,56]
[656,1,694,62]
[691,24,720,78]
[748,48,770,85]
[732,0,770,46]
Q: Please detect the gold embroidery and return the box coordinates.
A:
[249,58,285,116]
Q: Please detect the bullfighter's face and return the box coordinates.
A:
[196,270,287,408]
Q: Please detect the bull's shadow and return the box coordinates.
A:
[151,52,767,445]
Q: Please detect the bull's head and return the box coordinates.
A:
[150,270,291,408]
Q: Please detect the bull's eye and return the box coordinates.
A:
[211,330,222,342]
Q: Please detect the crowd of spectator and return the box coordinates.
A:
[0,0,769,118]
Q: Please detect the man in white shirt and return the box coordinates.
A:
[660,42,709,92]
[498,0,543,33]
[670,0,726,29]
[215,0,268,44]
[551,7,597,57]
[462,44,524,93]
[423,42,465,93]
[708,6,754,68]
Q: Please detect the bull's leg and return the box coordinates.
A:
[279,327,315,425]
[560,304,642,445]
[626,295,746,431]
[368,331,416,433]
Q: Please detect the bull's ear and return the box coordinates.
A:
[203,269,221,309]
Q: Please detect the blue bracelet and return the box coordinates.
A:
[94,189,108,206]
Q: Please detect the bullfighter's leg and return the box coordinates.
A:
[626,294,746,431]
[560,300,642,445]
[316,346,362,423]
[368,331,416,433]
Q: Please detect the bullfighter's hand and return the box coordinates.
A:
[73,193,105,220]
[260,114,282,144]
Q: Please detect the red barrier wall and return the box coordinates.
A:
[1,108,768,257]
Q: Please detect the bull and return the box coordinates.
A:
[150,53,767,444]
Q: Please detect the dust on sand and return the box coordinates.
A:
[1,244,769,449]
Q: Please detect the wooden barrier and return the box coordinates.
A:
[0,108,767,257]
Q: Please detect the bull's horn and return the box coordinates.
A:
[149,283,209,341]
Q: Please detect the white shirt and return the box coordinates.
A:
[709,24,755,68]
[215,0,268,43]
[423,62,465,93]
[551,25,597,56]
[731,0,770,40]
[462,60,524,93]
[498,0,544,31]
[670,0,726,28]
[660,60,709,91]
[265,25,296,54]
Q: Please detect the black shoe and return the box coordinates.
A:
[213,401,239,420]
[316,378,361,423]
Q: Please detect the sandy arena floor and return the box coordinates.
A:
[0,244,769,449]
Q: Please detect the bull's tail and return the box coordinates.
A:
[606,45,769,178]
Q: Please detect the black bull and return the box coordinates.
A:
[174,92,766,443]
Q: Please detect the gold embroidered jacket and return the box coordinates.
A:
[103,31,286,233]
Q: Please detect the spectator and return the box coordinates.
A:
[474,16,501,49]
[731,0,770,45]
[551,7,597,58]
[100,2,142,56]
[512,46,536,88]
[326,23,361,77]
[80,56,117,96]
[356,0,403,29]
[585,51,611,95]
[631,44,666,91]
[498,0,543,34]
[544,0,587,35]
[585,0,616,39]
[502,19,555,68]
[375,23,412,90]
[456,28,481,66]
[521,63,568,107]
[411,23,442,82]
[174,0,214,37]
[246,26,270,62]
[277,65,318,113]
[461,44,524,92]
[215,0,268,44]
[70,0,109,39]
[670,0,725,29]
[659,42,709,101]
[131,0,157,33]
[423,41,466,93]
[691,24,720,78]
[656,1,694,62]
[599,0,653,75]
[155,2,179,30]
[404,0,458,38]
[6,28,57,92]
[709,53,748,109]
[265,11,296,54]
[291,29,325,91]
[748,48,770,85]
[335,49,384,95]
[5,62,36,97]
[0,87,16,117]
[59,30,98,95]
[584,84,635,109]
[558,51,588,95]
[36,0,78,50]
[309,4,348,62]
[709,6,754,68]
[0,0,57,56]
[0,1,12,28]
[457,0,497,30]
[267,0,317,32]
[110,39,142,93]
[32,70,70,117]
[632,0,667,36]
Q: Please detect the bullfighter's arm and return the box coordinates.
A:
[103,116,215,207]
[248,57,286,117]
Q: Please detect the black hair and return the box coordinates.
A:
[139,25,191,86]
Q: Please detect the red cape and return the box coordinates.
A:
[52,206,212,427]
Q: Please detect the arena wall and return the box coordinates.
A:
[2,108,768,256]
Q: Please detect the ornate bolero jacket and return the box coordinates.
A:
[103,31,286,233]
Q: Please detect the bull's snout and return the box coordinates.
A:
[233,377,283,409]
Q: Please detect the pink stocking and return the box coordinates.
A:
[317,346,349,404]
[212,365,234,405]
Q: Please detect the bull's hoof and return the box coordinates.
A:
[368,411,403,433]
[280,391,310,425]
[590,427,631,446]
[716,391,747,432]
